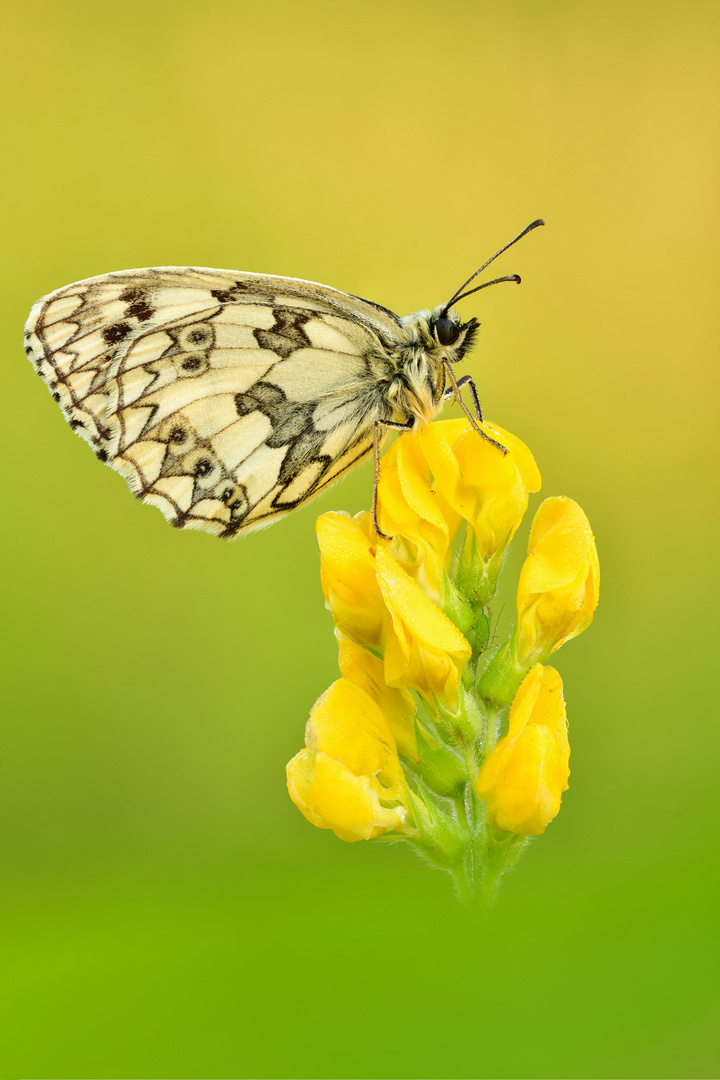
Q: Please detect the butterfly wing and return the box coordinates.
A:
[25,267,403,537]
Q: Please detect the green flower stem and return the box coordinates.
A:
[450,746,483,907]
[446,713,529,909]
[481,833,529,907]
[478,858,504,908]
[455,789,477,904]
[460,747,480,841]
[451,863,475,908]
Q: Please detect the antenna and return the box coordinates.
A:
[443,218,544,312]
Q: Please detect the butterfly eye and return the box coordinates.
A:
[434,317,460,346]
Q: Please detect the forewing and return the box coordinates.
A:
[25,267,395,537]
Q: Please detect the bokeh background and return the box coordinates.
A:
[2,1,718,1077]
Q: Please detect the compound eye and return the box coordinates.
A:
[435,317,460,346]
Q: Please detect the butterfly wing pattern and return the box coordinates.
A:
[25,267,414,538]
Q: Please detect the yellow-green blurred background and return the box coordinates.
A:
[2,1,718,1077]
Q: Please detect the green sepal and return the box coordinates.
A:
[431,683,486,745]
[408,784,469,868]
[455,533,508,611]
[477,631,529,707]
[412,721,466,798]
[468,607,492,658]
[441,571,475,638]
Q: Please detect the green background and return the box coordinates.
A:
[2,1,718,1077]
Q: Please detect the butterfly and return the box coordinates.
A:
[25,220,543,540]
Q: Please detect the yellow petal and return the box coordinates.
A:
[306,677,406,796]
[379,435,448,537]
[374,545,471,706]
[418,419,541,564]
[376,435,453,601]
[286,749,406,842]
[336,631,419,762]
[480,421,541,494]
[454,424,540,560]
[286,748,331,831]
[488,725,562,836]
[316,511,387,650]
[415,419,475,523]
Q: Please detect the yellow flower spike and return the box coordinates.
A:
[286,678,410,842]
[316,511,387,651]
[476,665,570,836]
[295,418,598,904]
[515,496,600,664]
[336,631,419,763]
[374,544,471,708]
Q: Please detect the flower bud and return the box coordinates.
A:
[413,723,467,797]
[515,497,599,664]
[476,665,570,836]
[432,682,486,745]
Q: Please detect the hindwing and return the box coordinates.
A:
[25,267,403,537]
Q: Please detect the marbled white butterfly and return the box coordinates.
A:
[25,220,543,539]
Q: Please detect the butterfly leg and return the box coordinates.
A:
[441,359,507,454]
[373,418,414,540]
[444,373,484,421]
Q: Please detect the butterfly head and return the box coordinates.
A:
[399,306,477,363]
[429,306,479,360]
